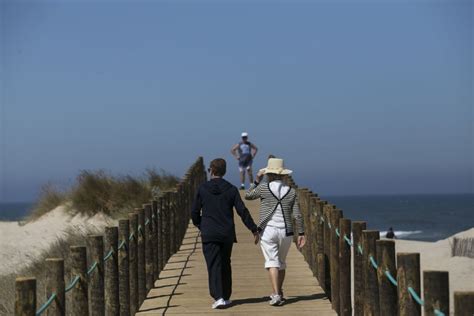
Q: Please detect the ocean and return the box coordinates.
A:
[1,194,473,241]
[326,193,474,241]
[0,202,34,221]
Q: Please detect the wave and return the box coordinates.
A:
[380,230,423,238]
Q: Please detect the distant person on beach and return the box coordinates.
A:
[386,227,396,239]
[191,158,259,309]
[245,158,306,306]
[230,132,258,190]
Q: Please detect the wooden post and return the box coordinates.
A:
[162,193,170,264]
[135,208,146,305]
[454,291,474,316]
[323,204,332,295]
[118,219,130,316]
[330,208,342,312]
[151,200,159,280]
[143,203,154,292]
[157,196,164,273]
[376,240,397,316]
[352,221,367,316]
[69,246,88,315]
[45,258,65,316]
[15,277,36,316]
[423,271,449,316]
[316,200,326,286]
[169,192,176,255]
[362,230,380,316]
[128,213,138,315]
[88,235,104,316]
[397,253,421,316]
[104,227,119,316]
[339,218,351,316]
[309,197,319,276]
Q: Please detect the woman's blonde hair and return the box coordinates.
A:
[266,173,286,182]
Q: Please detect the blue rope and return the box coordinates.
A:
[320,216,325,222]
[357,244,364,255]
[434,309,446,316]
[87,261,98,276]
[369,256,378,269]
[384,271,398,287]
[103,249,114,261]
[129,232,135,241]
[335,228,340,237]
[145,219,150,226]
[328,222,332,229]
[408,287,424,306]
[344,235,353,246]
[65,275,80,293]
[118,240,126,250]
[36,293,56,316]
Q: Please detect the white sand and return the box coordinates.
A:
[394,228,474,314]
[0,206,116,276]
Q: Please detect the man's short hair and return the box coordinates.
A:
[210,158,226,177]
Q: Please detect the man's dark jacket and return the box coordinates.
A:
[191,178,258,243]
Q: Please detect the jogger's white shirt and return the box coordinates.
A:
[260,180,293,269]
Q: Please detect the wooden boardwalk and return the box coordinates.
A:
[137,193,335,315]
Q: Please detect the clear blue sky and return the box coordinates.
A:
[1,0,472,201]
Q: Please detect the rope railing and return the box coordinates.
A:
[15,157,207,316]
[35,293,56,316]
[300,200,456,316]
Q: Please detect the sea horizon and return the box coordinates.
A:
[1,192,473,243]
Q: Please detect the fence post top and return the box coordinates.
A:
[423,270,448,274]
[45,258,64,262]
[376,239,395,245]
[15,276,36,282]
[362,229,380,234]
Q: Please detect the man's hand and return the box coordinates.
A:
[253,232,260,245]
[297,235,306,249]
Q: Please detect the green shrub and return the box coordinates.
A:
[29,168,180,220]
[29,184,67,221]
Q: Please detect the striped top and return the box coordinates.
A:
[245,181,305,236]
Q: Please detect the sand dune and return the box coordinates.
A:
[0,206,116,276]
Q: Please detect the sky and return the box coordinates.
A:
[0,0,472,201]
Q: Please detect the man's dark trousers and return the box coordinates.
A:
[202,242,233,301]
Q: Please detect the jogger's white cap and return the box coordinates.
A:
[241,132,248,137]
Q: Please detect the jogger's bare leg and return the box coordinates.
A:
[240,170,245,185]
[247,167,254,183]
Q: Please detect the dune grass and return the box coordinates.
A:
[450,237,474,258]
[0,227,103,315]
[28,168,179,221]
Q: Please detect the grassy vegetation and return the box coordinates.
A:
[0,227,102,315]
[28,168,179,221]
[450,237,474,258]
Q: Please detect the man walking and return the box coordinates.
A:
[191,158,259,309]
[230,132,258,189]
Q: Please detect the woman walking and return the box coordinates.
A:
[245,158,306,306]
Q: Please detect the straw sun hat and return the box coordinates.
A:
[260,158,293,175]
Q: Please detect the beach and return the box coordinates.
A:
[0,205,116,276]
[394,228,474,314]
[0,207,472,314]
